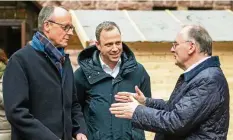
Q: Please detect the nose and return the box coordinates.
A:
[170,46,175,53]
[112,44,118,51]
[67,28,74,36]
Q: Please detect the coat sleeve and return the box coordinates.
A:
[132,78,223,135]
[138,65,151,98]
[72,74,87,137]
[3,56,60,140]
[145,98,167,110]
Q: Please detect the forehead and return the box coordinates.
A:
[51,9,72,23]
[175,33,185,42]
[100,28,121,40]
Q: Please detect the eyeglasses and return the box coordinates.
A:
[47,20,74,32]
[172,41,193,49]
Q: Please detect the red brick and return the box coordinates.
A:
[138,1,154,10]
[96,1,118,10]
[79,1,97,10]
[163,0,177,7]
[203,0,214,7]
[190,0,204,7]
[177,0,190,7]
[214,1,231,6]
[118,2,139,10]
[153,0,165,7]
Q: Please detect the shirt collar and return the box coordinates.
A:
[99,54,121,70]
[184,56,211,73]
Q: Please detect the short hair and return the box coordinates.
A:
[183,25,212,56]
[95,21,121,42]
[38,6,55,32]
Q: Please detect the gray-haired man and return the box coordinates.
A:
[3,6,87,140]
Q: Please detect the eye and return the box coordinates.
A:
[115,42,121,45]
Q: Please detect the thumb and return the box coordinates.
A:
[129,94,137,103]
[135,86,143,97]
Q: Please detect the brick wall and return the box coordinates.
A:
[37,0,233,10]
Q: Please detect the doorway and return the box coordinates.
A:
[0,20,26,58]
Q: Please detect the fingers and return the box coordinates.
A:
[76,134,87,140]
[135,86,143,96]
[109,103,127,115]
[115,95,132,102]
[115,92,135,102]
[115,114,128,119]
[110,103,126,108]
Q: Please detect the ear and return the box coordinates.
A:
[188,42,196,55]
[96,41,101,51]
[43,22,50,32]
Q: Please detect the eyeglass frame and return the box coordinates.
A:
[172,41,194,49]
[46,20,74,33]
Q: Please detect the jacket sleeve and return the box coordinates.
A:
[3,56,60,140]
[145,98,167,110]
[72,75,87,137]
[132,78,223,135]
[139,65,151,98]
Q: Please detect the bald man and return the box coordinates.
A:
[3,6,87,140]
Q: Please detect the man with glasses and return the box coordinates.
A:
[3,6,87,140]
[110,25,229,140]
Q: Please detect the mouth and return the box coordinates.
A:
[111,53,120,58]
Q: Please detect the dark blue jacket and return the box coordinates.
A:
[132,56,229,140]
[3,44,86,140]
[74,44,151,140]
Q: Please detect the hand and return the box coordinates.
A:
[115,86,146,105]
[76,133,87,140]
[88,40,97,46]
[110,95,139,119]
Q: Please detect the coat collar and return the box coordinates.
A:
[183,56,220,82]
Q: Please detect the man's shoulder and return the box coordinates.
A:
[11,44,34,59]
[74,67,85,79]
[135,62,147,72]
[191,67,225,86]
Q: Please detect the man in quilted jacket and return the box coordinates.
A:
[110,25,229,140]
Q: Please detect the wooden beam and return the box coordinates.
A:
[70,10,89,48]
[0,19,24,26]
[21,20,26,48]
[123,10,146,42]
[165,9,183,25]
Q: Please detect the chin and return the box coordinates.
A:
[59,44,68,48]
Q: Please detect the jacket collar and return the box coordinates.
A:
[183,56,220,82]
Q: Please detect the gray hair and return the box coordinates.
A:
[38,6,55,32]
[95,21,121,42]
[182,25,212,56]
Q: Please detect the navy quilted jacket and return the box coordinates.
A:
[132,56,229,140]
